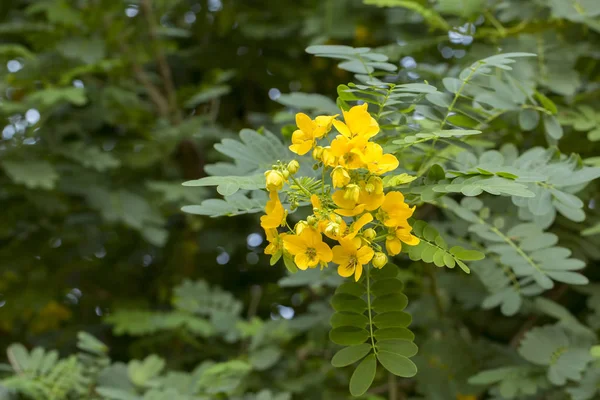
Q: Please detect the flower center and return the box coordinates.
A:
[306,247,317,260]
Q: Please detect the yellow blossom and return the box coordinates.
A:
[361,142,399,175]
[329,135,368,170]
[331,166,351,188]
[260,190,286,230]
[265,170,285,191]
[332,103,379,140]
[283,228,333,269]
[332,180,385,217]
[379,191,415,227]
[264,229,287,256]
[386,223,420,256]
[289,113,336,155]
[324,213,373,240]
[333,237,374,281]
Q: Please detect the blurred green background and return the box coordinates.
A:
[1,0,600,399]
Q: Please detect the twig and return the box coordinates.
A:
[425,263,445,318]
[140,0,181,124]
[389,373,398,400]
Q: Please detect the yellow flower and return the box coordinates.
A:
[265,170,285,191]
[283,228,333,269]
[386,224,420,256]
[332,181,384,217]
[289,113,336,155]
[394,224,420,245]
[333,237,374,281]
[324,213,373,240]
[264,229,287,255]
[260,190,286,230]
[329,135,368,170]
[332,103,379,140]
[331,166,351,188]
[379,191,415,227]
[361,142,399,175]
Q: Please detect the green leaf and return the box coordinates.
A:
[331,294,367,313]
[519,108,540,131]
[276,92,339,114]
[349,354,376,396]
[185,85,230,108]
[534,91,558,114]
[336,282,366,297]
[2,160,59,190]
[376,339,418,357]
[374,327,415,341]
[331,344,372,367]
[182,175,264,196]
[543,114,563,140]
[329,327,369,346]
[372,312,412,328]
[330,312,369,328]
[376,350,417,377]
[370,279,404,296]
[371,293,408,313]
[128,355,165,387]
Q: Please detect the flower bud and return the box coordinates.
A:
[307,215,318,226]
[295,221,309,234]
[372,252,388,269]
[287,160,300,175]
[367,176,384,194]
[282,169,290,179]
[363,228,376,240]
[324,222,341,239]
[343,184,360,202]
[265,170,285,191]
[331,167,351,188]
[312,146,324,160]
[321,148,336,166]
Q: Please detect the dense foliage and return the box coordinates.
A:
[1,0,600,399]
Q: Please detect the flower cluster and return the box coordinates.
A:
[261,104,419,281]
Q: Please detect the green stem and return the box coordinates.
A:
[290,176,312,198]
[488,225,544,274]
[366,265,377,355]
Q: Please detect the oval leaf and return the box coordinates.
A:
[349,354,377,396]
[331,343,372,367]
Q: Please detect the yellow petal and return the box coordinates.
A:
[332,119,352,138]
[335,205,365,217]
[295,252,311,270]
[296,113,314,134]
[386,237,402,256]
[283,235,305,255]
[354,263,363,281]
[357,246,374,264]
[337,262,355,278]
[316,241,333,262]
[289,139,313,155]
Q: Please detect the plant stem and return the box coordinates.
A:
[388,373,398,400]
[366,265,377,355]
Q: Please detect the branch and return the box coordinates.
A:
[140,0,181,124]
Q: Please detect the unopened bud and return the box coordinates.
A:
[367,176,384,194]
[332,167,351,188]
[312,146,324,160]
[324,222,341,239]
[265,170,285,191]
[343,184,360,202]
[282,169,290,179]
[363,228,376,240]
[295,221,309,234]
[287,160,300,175]
[372,252,388,269]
